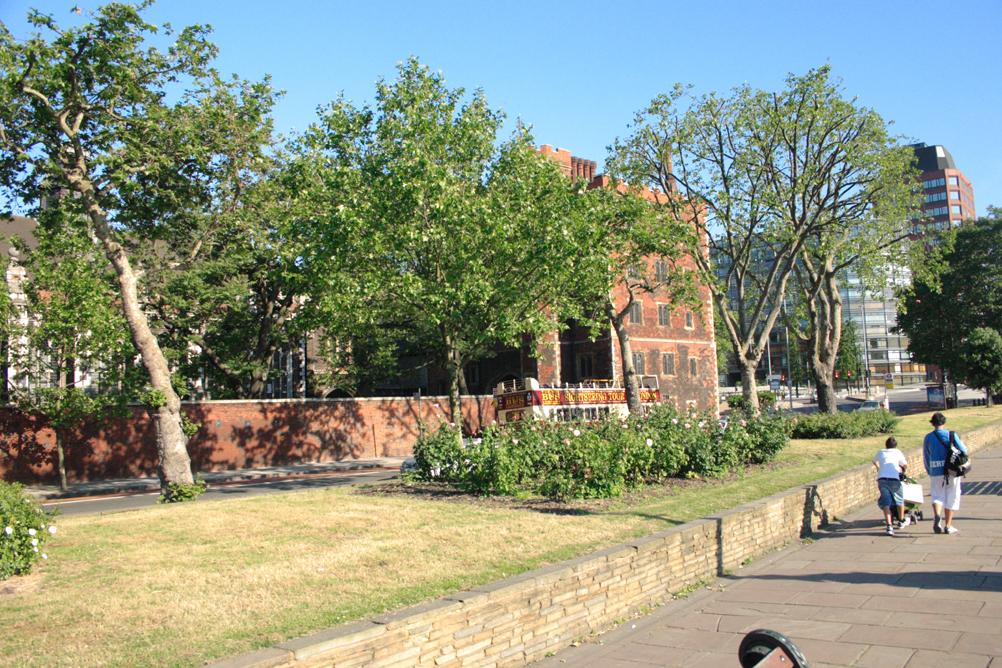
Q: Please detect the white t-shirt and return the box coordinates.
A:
[874,448,908,479]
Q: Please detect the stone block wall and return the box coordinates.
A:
[210,420,1002,668]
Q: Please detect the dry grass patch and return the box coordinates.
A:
[3,405,1000,668]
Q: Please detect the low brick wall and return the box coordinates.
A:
[210,420,1002,668]
[0,396,494,485]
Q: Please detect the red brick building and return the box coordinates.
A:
[460,147,718,412]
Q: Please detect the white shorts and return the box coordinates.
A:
[930,474,962,511]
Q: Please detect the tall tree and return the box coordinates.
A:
[5,213,139,490]
[834,316,864,390]
[572,186,700,412]
[608,66,918,414]
[295,59,588,424]
[147,155,307,400]
[0,4,278,495]
[897,210,1002,391]
[957,328,1002,406]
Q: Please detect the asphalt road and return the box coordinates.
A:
[41,468,401,516]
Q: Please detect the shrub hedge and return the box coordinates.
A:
[412,403,791,501]
[791,408,899,439]
[727,391,777,410]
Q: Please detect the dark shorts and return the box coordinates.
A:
[878,478,903,508]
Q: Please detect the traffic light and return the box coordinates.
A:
[781,375,786,382]
[847,370,852,377]
[835,371,839,378]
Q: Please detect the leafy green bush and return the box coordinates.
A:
[740,410,793,462]
[726,391,776,410]
[1,481,56,580]
[409,402,792,500]
[791,409,899,439]
[157,475,209,504]
[412,421,465,481]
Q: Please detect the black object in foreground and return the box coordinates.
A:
[738,629,811,668]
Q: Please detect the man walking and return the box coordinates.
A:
[923,412,968,534]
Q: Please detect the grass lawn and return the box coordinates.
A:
[4,405,1000,668]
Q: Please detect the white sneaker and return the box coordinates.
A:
[945,526,959,534]
[900,517,911,528]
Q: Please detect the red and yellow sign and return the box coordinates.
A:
[496,387,659,410]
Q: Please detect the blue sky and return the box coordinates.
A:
[3,1,1000,213]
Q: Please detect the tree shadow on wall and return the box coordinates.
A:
[0,409,50,484]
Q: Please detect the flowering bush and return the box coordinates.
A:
[409,402,792,501]
[1,481,56,580]
[412,421,466,481]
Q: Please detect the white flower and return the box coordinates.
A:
[646,438,654,447]
[621,424,628,429]
[698,421,705,428]
[33,547,38,552]
[27,528,36,536]
[3,527,11,535]
[564,439,571,445]
[449,422,456,427]
[48,526,57,535]
[671,419,678,425]
[573,429,581,436]
[685,423,691,429]
[512,439,519,445]
[41,554,47,560]
[542,440,548,445]
[31,538,38,546]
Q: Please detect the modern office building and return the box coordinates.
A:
[844,143,976,388]
[911,143,976,235]
[716,142,976,390]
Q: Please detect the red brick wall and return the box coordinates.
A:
[0,396,495,486]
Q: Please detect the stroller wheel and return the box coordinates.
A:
[738,629,810,668]
[916,510,923,521]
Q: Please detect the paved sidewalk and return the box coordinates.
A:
[535,444,1002,668]
[27,456,409,501]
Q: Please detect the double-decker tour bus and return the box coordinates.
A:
[493,377,661,425]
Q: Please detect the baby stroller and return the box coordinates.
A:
[900,475,924,523]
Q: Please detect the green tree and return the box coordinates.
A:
[713,301,732,376]
[834,316,864,390]
[5,214,139,490]
[957,328,1002,405]
[295,59,588,424]
[608,66,918,414]
[147,155,308,400]
[897,210,1002,390]
[0,4,277,495]
[572,187,700,412]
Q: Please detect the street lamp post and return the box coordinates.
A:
[860,291,871,396]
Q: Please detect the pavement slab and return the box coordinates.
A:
[906,650,993,668]
[531,441,1002,668]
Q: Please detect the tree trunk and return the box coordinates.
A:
[443,336,464,443]
[75,184,193,494]
[605,298,643,414]
[56,365,68,491]
[807,272,843,415]
[738,361,760,414]
[248,367,269,398]
[815,379,837,413]
[55,428,68,492]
